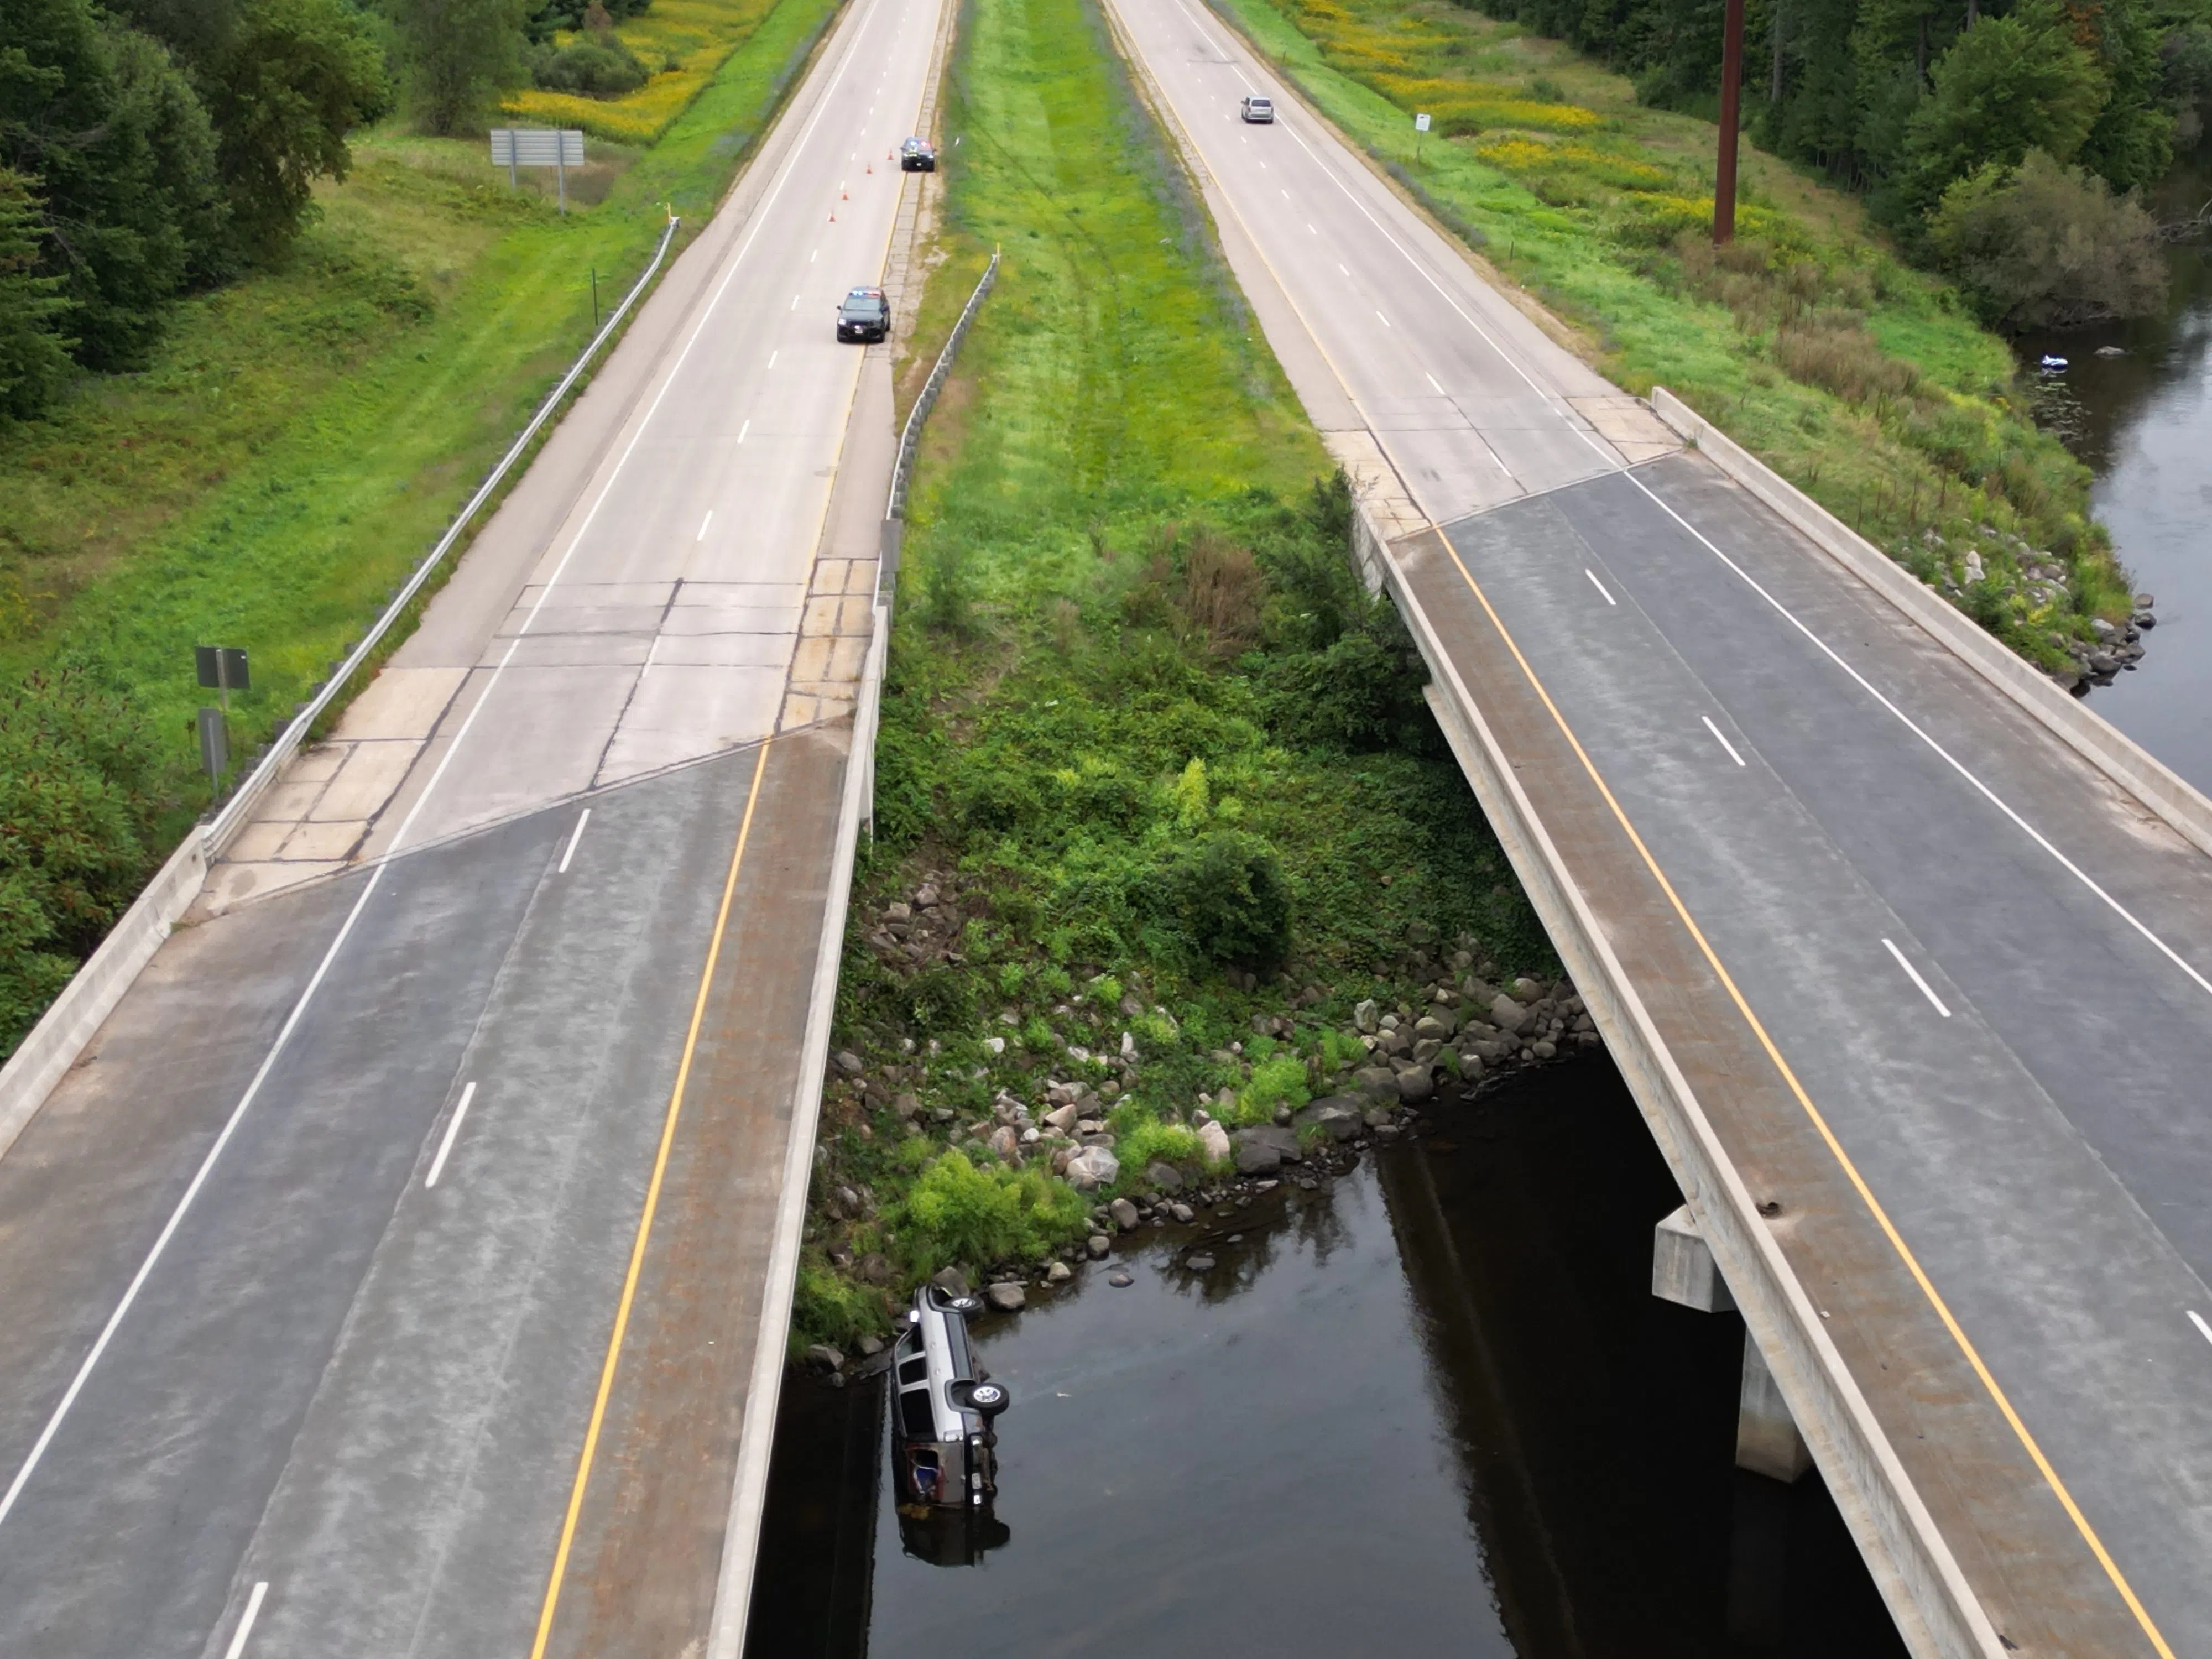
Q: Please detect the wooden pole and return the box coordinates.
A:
[1714,0,1746,244]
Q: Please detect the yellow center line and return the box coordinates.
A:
[528,738,773,1659]
[1428,525,2174,1658]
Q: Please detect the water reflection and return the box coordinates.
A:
[747,1057,1908,1657]
[2016,161,2212,789]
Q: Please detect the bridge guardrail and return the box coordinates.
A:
[1357,495,2006,1659]
[1651,385,2212,860]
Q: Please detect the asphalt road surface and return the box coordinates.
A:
[0,0,945,1652]
[1110,0,2212,1651]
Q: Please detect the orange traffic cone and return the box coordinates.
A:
[866,162,873,174]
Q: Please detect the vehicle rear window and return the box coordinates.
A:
[845,296,885,316]
[898,1387,936,1438]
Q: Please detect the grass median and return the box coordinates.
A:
[1208,0,2136,667]
[794,0,1564,1352]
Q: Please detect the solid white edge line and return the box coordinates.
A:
[424,1082,478,1190]
[1882,938,1953,1018]
[1425,371,1444,394]
[0,0,881,1536]
[2190,1310,2212,1347]
[1624,468,2212,1004]
[1583,567,1616,606]
[1178,0,2212,1015]
[557,807,592,874]
[1702,714,1747,767]
[221,1580,269,1659]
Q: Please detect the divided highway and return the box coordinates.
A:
[1108,1,2212,1653]
[0,0,946,1652]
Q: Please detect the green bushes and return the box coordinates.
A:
[895,1150,1091,1272]
[530,33,651,97]
[1928,149,2169,330]
[0,672,168,1051]
[1146,829,1293,968]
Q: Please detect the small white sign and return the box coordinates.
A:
[1414,112,1431,132]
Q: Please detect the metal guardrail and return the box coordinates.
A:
[202,215,684,855]
[885,249,999,523]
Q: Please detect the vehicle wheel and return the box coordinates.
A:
[945,1294,983,1316]
[962,1381,1010,1417]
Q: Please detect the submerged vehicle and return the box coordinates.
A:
[889,1284,1008,1515]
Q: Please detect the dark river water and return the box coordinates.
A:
[747,1058,1910,1657]
[2016,163,2212,789]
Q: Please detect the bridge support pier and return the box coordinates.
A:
[1652,1204,1812,1483]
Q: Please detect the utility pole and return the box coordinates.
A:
[1714,0,1746,244]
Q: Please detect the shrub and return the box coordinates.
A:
[1770,317,1924,403]
[0,671,167,1056]
[897,1150,1089,1270]
[529,34,649,97]
[792,1260,886,1348]
[1927,149,2168,331]
[1145,828,1293,967]
[1253,628,1433,753]
[1240,1054,1312,1122]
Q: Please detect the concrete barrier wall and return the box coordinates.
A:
[1368,501,2005,1659]
[1650,387,2212,859]
[0,834,209,1161]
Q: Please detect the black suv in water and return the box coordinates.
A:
[835,286,890,343]
[899,136,937,171]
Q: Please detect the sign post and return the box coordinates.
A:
[489,129,587,213]
[194,645,248,791]
[1415,109,1431,163]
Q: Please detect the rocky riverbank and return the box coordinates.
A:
[797,864,1593,1371]
[1914,521,2157,690]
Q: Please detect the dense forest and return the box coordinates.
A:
[1467,0,2212,318]
[0,0,670,428]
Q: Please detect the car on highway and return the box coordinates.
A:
[835,286,890,343]
[1240,94,1275,123]
[899,136,937,171]
[889,1283,1008,1514]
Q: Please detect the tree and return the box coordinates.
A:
[0,0,225,368]
[0,169,74,420]
[205,0,390,253]
[1928,147,2168,326]
[392,0,526,135]
[1896,2,2110,216]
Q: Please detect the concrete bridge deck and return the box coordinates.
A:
[1108,0,2212,1653]
[0,0,949,1650]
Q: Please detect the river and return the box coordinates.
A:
[746,1058,1908,1657]
[2016,160,2212,789]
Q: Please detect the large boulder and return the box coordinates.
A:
[1413,1009,1457,1041]
[1232,1124,1302,1174]
[1145,1159,1185,1192]
[931,1266,970,1298]
[1197,1120,1233,1166]
[1293,1095,1365,1142]
[1394,1067,1434,1104]
[986,1281,1026,1312]
[1353,1065,1401,1102]
[1352,998,1380,1035]
[1064,1145,1120,1191]
[1489,993,1530,1036]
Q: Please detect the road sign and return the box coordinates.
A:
[195,645,250,697]
[490,128,586,212]
[1414,112,1431,132]
[197,707,228,785]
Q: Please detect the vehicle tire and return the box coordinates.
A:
[945,1295,983,1316]
[959,1381,1010,1417]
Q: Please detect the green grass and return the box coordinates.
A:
[1209,0,2137,666]
[0,0,843,822]
[793,0,1555,1349]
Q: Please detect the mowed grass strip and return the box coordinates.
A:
[0,0,841,817]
